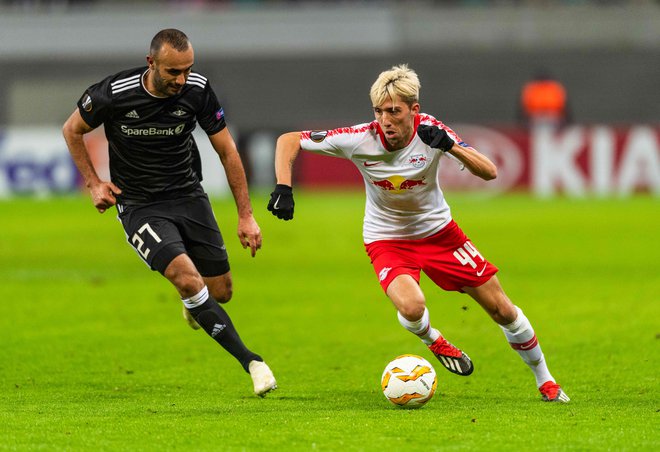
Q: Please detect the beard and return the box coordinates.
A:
[152,71,182,97]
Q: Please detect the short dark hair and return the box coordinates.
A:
[150,29,190,56]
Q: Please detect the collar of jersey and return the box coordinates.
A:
[376,114,421,152]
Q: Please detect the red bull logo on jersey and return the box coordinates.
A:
[371,175,426,193]
[408,154,428,168]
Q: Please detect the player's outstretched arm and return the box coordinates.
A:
[267,132,302,221]
[209,128,262,257]
[446,142,497,181]
[62,109,122,213]
[417,124,497,181]
[274,132,302,187]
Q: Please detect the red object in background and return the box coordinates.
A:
[521,80,568,122]
[297,153,363,187]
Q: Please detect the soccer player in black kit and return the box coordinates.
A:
[62,29,277,397]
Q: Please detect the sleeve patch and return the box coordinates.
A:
[310,130,328,142]
[81,93,93,112]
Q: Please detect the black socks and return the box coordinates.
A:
[187,297,261,372]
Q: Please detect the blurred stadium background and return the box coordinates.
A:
[0,0,658,198]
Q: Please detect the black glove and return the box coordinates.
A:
[417,124,455,152]
[267,184,295,220]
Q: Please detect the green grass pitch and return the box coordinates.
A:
[1,191,658,451]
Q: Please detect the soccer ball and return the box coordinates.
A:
[381,354,437,408]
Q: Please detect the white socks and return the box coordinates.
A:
[500,306,554,387]
[397,307,440,345]
[398,305,556,388]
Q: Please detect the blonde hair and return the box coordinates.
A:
[369,64,420,107]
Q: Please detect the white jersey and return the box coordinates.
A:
[300,114,468,243]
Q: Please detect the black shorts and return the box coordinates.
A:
[117,194,230,276]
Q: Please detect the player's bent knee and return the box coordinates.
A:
[397,300,426,321]
[166,269,205,298]
[212,287,233,303]
[498,303,518,325]
[173,276,205,299]
[488,298,517,325]
[208,279,233,303]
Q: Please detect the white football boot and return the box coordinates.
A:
[248,360,278,397]
[182,305,201,330]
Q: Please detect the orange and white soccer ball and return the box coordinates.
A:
[381,354,437,408]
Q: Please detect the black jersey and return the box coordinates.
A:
[77,67,226,204]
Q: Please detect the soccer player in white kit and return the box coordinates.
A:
[268,64,569,402]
